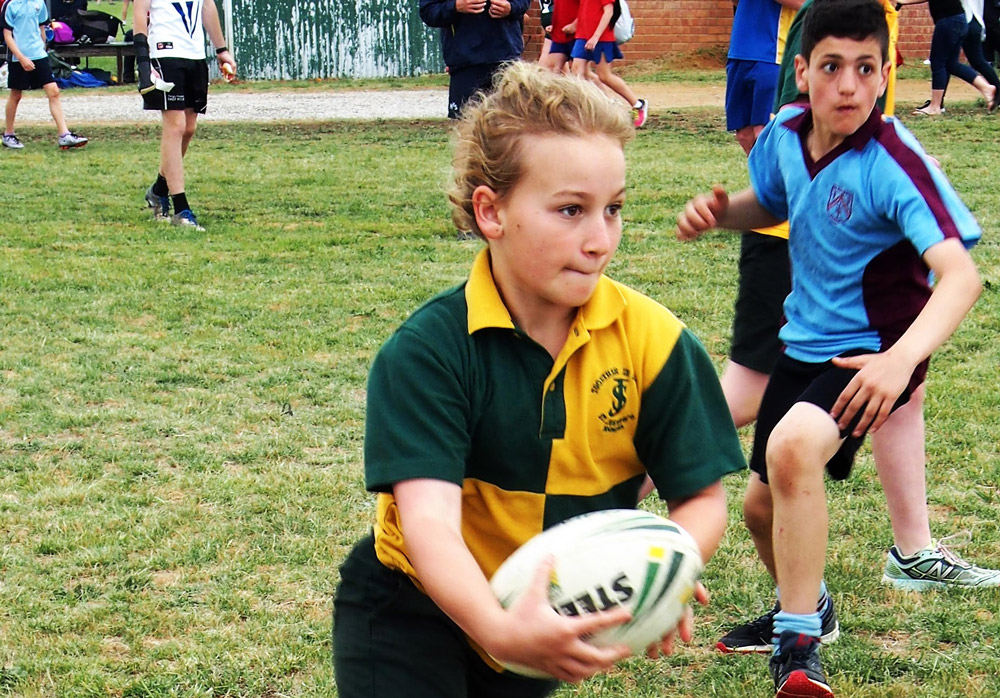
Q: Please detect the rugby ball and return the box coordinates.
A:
[488,509,703,678]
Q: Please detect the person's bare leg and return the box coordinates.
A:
[593,59,637,106]
[767,402,842,614]
[43,83,69,135]
[872,384,932,556]
[161,110,187,194]
[743,473,776,579]
[5,89,22,133]
[721,360,770,429]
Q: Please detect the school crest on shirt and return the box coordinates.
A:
[827,185,854,224]
[591,367,637,433]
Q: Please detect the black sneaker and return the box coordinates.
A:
[716,598,840,654]
[770,631,834,698]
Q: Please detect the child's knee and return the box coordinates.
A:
[765,427,819,487]
[44,83,61,99]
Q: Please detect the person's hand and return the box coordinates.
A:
[216,50,236,80]
[585,36,597,51]
[676,185,729,241]
[456,0,487,13]
[563,19,576,34]
[21,58,35,71]
[645,583,708,659]
[830,352,913,436]
[488,0,512,17]
[485,557,632,683]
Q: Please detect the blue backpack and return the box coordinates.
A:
[55,69,107,88]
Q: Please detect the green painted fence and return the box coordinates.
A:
[231,0,445,79]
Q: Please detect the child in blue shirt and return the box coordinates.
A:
[2,0,87,149]
[677,0,982,695]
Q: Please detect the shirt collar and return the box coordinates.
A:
[465,248,627,335]
[784,104,884,151]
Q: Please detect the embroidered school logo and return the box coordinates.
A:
[827,185,854,224]
[591,367,637,433]
[172,0,202,38]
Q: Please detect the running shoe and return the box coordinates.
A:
[716,599,839,654]
[57,132,88,149]
[770,631,834,698]
[632,98,648,128]
[2,133,24,149]
[882,533,1000,590]
[145,185,171,222]
[171,209,205,231]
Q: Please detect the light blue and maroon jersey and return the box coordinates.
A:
[748,105,981,363]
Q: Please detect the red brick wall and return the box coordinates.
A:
[522,1,934,67]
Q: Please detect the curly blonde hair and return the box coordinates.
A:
[448,61,635,237]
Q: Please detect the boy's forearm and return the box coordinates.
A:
[3,30,25,61]
[665,481,728,563]
[885,244,981,368]
[132,0,149,33]
[717,188,783,231]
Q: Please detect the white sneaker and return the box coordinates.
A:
[882,532,1000,590]
[3,133,24,149]
[58,132,88,149]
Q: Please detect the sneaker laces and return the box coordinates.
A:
[934,530,974,568]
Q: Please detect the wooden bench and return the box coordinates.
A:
[52,41,135,84]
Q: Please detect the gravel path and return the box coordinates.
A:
[15,88,450,125]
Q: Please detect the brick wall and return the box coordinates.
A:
[521,1,934,67]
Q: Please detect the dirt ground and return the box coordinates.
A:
[641,77,982,111]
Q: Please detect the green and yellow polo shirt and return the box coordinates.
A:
[366,249,745,585]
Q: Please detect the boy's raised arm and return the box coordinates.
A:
[676,186,782,241]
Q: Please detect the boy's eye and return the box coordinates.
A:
[858,64,874,76]
[606,204,623,217]
[560,205,582,217]
[821,62,838,74]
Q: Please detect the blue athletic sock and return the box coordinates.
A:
[773,610,822,652]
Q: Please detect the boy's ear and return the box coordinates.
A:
[878,58,891,98]
[472,185,504,240]
[794,54,809,96]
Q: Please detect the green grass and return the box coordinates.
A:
[1,98,999,697]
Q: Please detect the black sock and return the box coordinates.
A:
[172,192,190,213]
[152,174,168,197]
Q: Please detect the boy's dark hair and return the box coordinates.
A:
[801,0,889,64]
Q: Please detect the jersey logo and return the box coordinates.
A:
[171,1,202,38]
[591,367,637,433]
[827,185,854,224]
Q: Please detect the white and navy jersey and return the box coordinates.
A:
[748,105,982,363]
[148,0,206,60]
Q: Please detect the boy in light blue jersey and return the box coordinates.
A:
[677,0,982,695]
[2,0,87,149]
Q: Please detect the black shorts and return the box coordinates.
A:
[334,534,559,698]
[7,56,56,90]
[142,57,209,113]
[750,351,928,484]
[447,62,505,119]
[729,232,791,374]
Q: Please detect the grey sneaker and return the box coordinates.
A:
[2,133,24,149]
[882,533,1000,590]
[145,186,171,222]
[57,132,88,149]
[171,209,205,231]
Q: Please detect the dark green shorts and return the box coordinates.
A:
[729,232,791,374]
[333,534,559,698]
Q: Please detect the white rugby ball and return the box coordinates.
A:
[488,509,703,678]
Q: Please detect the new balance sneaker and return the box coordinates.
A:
[770,631,834,698]
[716,599,840,654]
[882,535,1000,590]
[171,209,205,231]
[145,186,171,222]
[57,132,88,149]
[632,98,648,128]
[2,133,24,149]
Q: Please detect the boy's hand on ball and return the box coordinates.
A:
[490,556,632,683]
[677,185,728,240]
[646,582,707,658]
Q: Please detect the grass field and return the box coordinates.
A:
[1,86,999,697]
